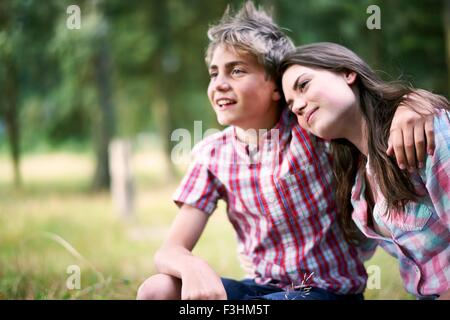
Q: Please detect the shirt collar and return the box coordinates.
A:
[230,107,292,163]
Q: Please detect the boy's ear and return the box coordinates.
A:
[345,71,357,85]
[272,88,282,101]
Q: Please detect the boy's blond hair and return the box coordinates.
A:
[205,1,294,83]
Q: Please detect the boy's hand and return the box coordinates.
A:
[238,253,256,277]
[180,257,227,300]
[387,94,436,171]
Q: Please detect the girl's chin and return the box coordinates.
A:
[311,127,334,140]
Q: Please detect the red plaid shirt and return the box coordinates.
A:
[173,109,372,294]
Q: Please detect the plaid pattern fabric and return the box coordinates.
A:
[351,109,450,298]
[173,109,371,294]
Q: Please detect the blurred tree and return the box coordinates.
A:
[50,0,116,190]
[0,0,59,188]
[91,2,116,191]
[0,34,21,187]
[0,0,447,190]
[106,0,240,179]
[277,0,447,95]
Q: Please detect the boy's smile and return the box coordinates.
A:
[207,45,281,133]
[215,97,237,111]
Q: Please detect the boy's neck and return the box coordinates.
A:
[234,107,282,146]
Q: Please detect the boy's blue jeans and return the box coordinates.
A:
[221,278,364,300]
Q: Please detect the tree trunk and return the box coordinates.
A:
[145,1,179,181]
[154,96,176,182]
[164,99,177,182]
[3,59,22,188]
[92,40,115,191]
[368,0,383,70]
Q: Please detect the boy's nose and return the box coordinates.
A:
[215,77,231,91]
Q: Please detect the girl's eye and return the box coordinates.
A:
[298,80,309,91]
[209,72,218,79]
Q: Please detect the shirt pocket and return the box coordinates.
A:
[275,169,322,219]
[389,203,433,233]
[277,162,317,191]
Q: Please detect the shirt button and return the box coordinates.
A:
[268,196,275,203]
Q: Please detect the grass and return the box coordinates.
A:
[0,150,413,299]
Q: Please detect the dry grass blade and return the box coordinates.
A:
[42,231,106,283]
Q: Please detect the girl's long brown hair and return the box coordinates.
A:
[280,42,449,244]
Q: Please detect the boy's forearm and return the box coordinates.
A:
[154,245,201,279]
[153,204,211,280]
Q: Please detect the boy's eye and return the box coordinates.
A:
[209,72,218,79]
[231,68,245,76]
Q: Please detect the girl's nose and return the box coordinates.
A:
[292,98,307,115]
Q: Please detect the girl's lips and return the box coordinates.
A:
[306,107,319,125]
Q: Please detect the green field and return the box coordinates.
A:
[0,151,413,300]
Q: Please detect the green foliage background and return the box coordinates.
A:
[0,0,447,151]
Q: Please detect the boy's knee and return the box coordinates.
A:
[136,274,181,300]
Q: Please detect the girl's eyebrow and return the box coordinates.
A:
[293,73,307,90]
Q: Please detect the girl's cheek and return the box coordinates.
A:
[307,87,320,100]
[298,116,308,129]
